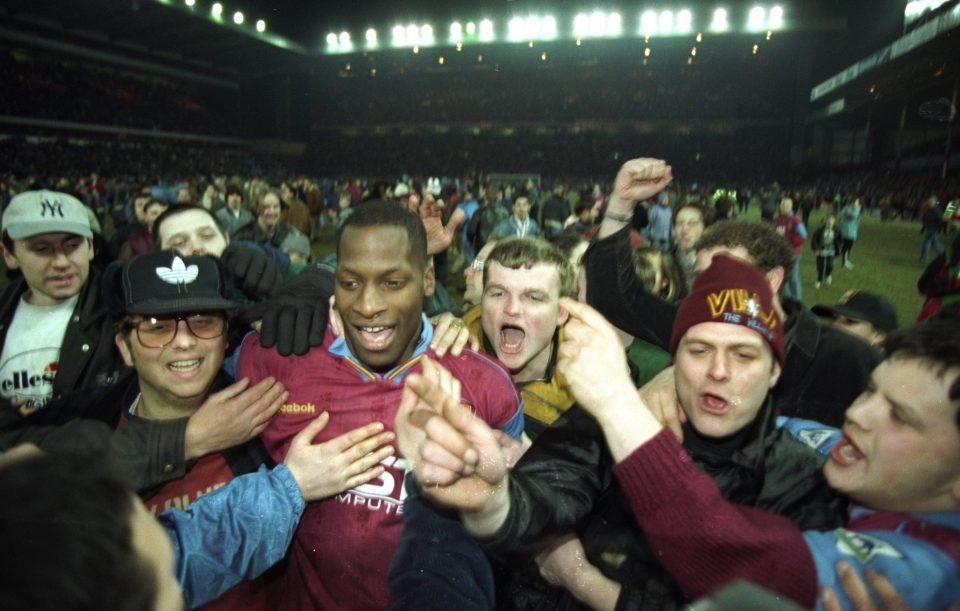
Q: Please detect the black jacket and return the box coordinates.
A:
[0,268,129,406]
[481,404,844,611]
[2,368,270,494]
[583,226,881,426]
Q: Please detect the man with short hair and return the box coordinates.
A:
[215,184,254,237]
[0,190,126,414]
[551,313,960,610]
[462,237,577,438]
[491,195,541,239]
[584,158,880,426]
[236,200,523,610]
[400,255,843,610]
[812,290,898,348]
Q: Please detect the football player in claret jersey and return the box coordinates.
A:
[237,199,523,610]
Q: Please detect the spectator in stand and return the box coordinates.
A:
[583,158,880,427]
[920,197,946,264]
[490,194,541,239]
[811,213,842,289]
[118,198,167,261]
[671,202,707,295]
[812,290,899,348]
[280,181,312,237]
[215,184,254,238]
[563,199,597,236]
[839,197,863,269]
[772,197,808,302]
[646,191,673,251]
[457,185,481,266]
[201,183,225,212]
[233,190,293,250]
[109,192,150,259]
[540,184,569,239]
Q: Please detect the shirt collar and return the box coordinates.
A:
[328,313,433,381]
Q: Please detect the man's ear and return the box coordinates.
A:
[0,244,19,270]
[87,238,94,261]
[423,262,436,298]
[768,360,782,389]
[765,266,785,295]
[557,300,570,326]
[115,333,135,368]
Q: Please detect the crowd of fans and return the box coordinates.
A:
[0,31,957,611]
[0,44,239,135]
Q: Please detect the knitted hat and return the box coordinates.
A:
[2,190,93,239]
[670,255,785,367]
[103,250,236,319]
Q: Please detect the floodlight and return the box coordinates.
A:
[233,11,244,25]
[711,8,729,32]
[525,16,542,39]
[508,17,524,40]
[256,19,266,32]
[438,56,444,65]
[607,13,622,36]
[659,10,674,34]
[406,24,418,43]
[466,22,476,35]
[589,11,606,37]
[479,19,494,41]
[574,13,589,37]
[211,2,223,17]
[640,11,657,36]
[392,25,405,45]
[339,31,350,45]
[184,0,195,7]
[541,51,547,61]
[326,33,337,46]
[366,28,377,44]
[644,47,651,57]
[747,7,765,31]
[543,16,557,39]
[421,24,434,43]
[769,6,784,29]
[676,10,693,33]
[450,22,463,42]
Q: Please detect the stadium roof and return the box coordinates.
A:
[0,0,913,84]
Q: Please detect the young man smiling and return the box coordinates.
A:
[236,200,523,610]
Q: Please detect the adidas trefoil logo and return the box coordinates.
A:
[156,256,199,287]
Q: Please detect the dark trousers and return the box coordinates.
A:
[816,256,835,282]
[840,238,855,263]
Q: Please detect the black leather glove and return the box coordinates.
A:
[221,244,282,301]
[240,266,334,356]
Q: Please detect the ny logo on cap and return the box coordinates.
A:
[40,199,65,218]
[156,256,200,288]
